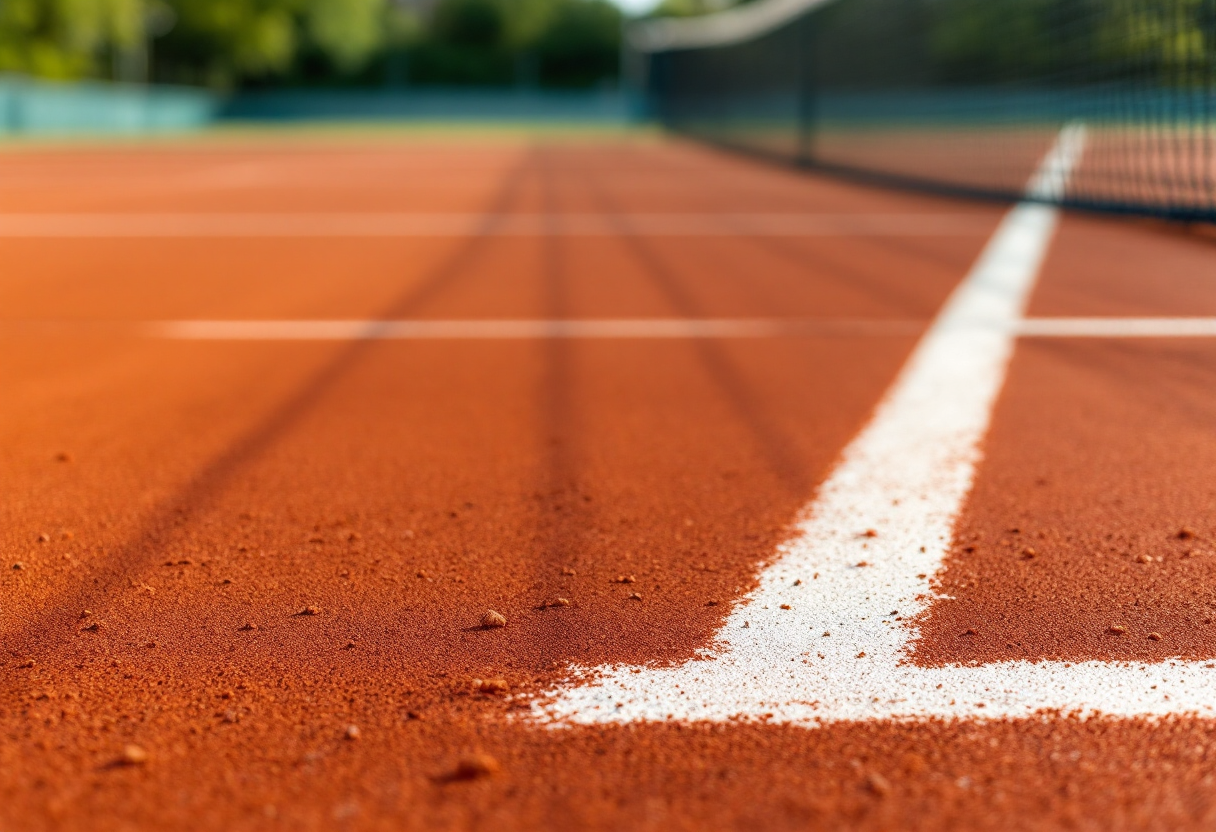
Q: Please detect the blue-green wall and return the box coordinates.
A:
[0,77,218,136]
[219,88,645,123]
[0,77,647,137]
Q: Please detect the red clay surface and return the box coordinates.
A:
[2,133,1215,830]
[915,215,1216,665]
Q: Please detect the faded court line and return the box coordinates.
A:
[0,212,992,238]
[147,317,1216,340]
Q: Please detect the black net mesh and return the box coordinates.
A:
[641,0,1216,221]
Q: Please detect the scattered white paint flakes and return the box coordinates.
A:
[531,125,1216,727]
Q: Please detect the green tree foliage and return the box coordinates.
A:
[927,0,1215,85]
[407,0,513,84]
[154,0,391,87]
[535,0,621,87]
[407,0,621,87]
[307,0,385,71]
[3,0,1211,91]
[0,0,392,86]
[1092,0,1214,78]
[0,0,144,79]
[0,0,622,89]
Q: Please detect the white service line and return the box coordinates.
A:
[0,212,990,238]
[1018,317,1216,337]
[152,318,923,340]
[149,317,1216,341]
[532,127,1216,727]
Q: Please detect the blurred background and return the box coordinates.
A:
[2,0,1209,226]
[0,0,754,132]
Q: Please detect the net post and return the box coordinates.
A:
[796,11,818,168]
[621,16,652,124]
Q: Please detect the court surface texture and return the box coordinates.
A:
[3,130,1216,831]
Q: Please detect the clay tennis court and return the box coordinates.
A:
[3,129,1216,830]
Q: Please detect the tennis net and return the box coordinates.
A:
[628,0,1216,222]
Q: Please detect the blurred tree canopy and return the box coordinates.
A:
[928,0,1216,84]
[0,0,145,79]
[5,0,1210,90]
[0,0,623,89]
[404,0,621,87]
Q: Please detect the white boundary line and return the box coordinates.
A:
[151,318,915,340]
[148,317,1216,340]
[530,127,1216,727]
[1018,317,1216,337]
[0,213,990,238]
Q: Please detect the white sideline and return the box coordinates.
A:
[152,318,917,340]
[0,212,990,238]
[151,317,1216,341]
[531,128,1216,727]
[1018,317,1216,337]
